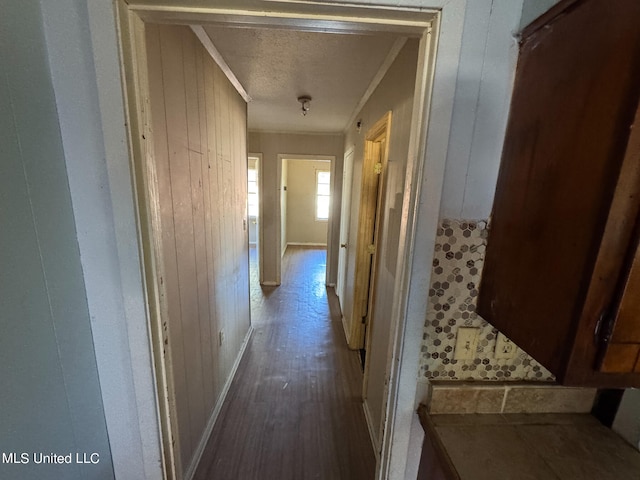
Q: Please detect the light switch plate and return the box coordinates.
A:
[454,327,479,361]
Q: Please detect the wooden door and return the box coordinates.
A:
[350,112,392,350]
[588,101,640,375]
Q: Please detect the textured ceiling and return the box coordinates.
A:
[203,26,401,133]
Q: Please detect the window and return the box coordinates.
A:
[248,168,258,217]
[316,170,330,220]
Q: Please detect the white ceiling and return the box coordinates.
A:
[202,26,403,133]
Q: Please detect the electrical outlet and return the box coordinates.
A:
[495,332,517,359]
[454,327,479,361]
[219,330,225,346]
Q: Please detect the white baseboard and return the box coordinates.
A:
[286,242,327,247]
[363,400,380,462]
[185,325,254,480]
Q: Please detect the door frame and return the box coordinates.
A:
[351,112,392,351]
[276,154,335,284]
[359,113,392,455]
[112,2,464,479]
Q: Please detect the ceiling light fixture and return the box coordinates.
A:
[297,96,311,116]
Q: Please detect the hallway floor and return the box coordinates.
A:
[193,246,376,479]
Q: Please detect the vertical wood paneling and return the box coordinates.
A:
[195,42,215,414]
[182,29,208,452]
[160,26,200,463]
[203,55,222,397]
[145,24,192,469]
[146,24,250,477]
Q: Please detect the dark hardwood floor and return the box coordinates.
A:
[193,246,376,479]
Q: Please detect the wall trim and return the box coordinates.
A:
[249,128,344,136]
[190,25,252,103]
[345,37,408,131]
[286,242,327,247]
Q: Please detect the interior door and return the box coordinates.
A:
[351,112,392,350]
[595,101,640,374]
[600,234,640,373]
[337,148,354,306]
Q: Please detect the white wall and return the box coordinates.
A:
[286,159,331,245]
[439,0,523,220]
[40,0,164,478]
[614,389,640,451]
[0,1,139,479]
[520,0,559,29]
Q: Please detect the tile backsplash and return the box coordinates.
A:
[427,382,596,414]
[420,219,554,382]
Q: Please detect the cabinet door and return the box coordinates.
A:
[601,240,640,373]
[477,0,640,385]
[571,101,640,383]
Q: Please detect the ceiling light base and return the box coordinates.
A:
[297,96,312,116]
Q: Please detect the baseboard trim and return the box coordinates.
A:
[286,242,327,247]
[363,400,380,462]
[185,325,254,480]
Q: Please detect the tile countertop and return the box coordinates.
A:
[417,406,640,480]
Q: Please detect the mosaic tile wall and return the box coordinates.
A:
[420,219,555,381]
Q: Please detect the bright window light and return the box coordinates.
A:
[316,170,330,220]
[248,169,258,217]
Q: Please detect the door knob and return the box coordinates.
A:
[341,243,347,248]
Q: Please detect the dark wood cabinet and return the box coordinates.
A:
[477,0,640,387]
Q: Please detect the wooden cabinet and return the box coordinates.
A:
[477,0,640,387]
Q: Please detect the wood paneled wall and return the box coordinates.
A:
[146,24,250,477]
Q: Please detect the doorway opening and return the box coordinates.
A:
[278,155,335,285]
[116,3,447,478]
[248,154,261,299]
[358,112,392,452]
[349,112,391,362]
